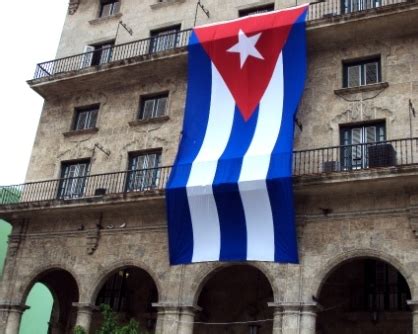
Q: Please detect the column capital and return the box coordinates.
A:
[152,302,202,313]
[407,300,418,310]
[268,301,319,312]
[0,303,29,314]
[72,302,98,313]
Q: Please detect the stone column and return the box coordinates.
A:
[153,303,181,334]
[268,303,283,334]
[2,304,29,334]
[177,306,200,334]
[408,300,418,334]
[300,303,317,334]
[73,303,97,333]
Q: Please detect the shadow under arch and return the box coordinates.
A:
[193,264,275,334]
[314,250,414,334]
[90,262,160,333]
[20,266,80,333]
[88,260,162,304]
[312,249,415,299]
[191,262,278,306]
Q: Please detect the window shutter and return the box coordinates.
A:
[99,44,113,64]
[365,126,377,143]
[155,97,167,117]
[80,45,94,68]
[75,111,88,130]
[365,62,378,85]
[347,65,361,87]
[112,1,121,14]
[142,100,156,119]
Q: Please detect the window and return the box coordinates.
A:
[96,269,130,312]
[349,260,410,312]
[340,122,386,170]
[73,105,99,131]
[58,160,90,199]
[239,4,274,17]
[150,25,181,53]
[341,0,381,14]
[343,58,381,88]
[81,41,114,68]
[126,151,161,192]
[139,94,168,120]
[99,0,120,17]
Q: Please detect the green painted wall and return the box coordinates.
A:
[0,219,54,334]
[20,283,54,334]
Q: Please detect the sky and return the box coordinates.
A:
[0,2,68,186]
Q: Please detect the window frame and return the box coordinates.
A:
[149,25,181,53]
[138,93,169,120]
[343,57,381,88]
[72,104,100,131]
[99,0,121,18]
[58,159,91,199]
[126,150,162,192]
[339,120,386,170]
[238,3,275,17]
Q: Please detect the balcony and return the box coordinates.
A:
[1,138,418,212]
[28,0,413,83]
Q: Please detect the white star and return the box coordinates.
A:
[227,29,264,68]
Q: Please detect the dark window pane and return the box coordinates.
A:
[58,160,90,199]
[239,4,274,17]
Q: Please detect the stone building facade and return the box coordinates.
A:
[1,0,418,333]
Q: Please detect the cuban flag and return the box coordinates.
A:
[166,5,308,265]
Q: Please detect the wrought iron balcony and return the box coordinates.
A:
[31,0,412,80]
[1,138,417,208]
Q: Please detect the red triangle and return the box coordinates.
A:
[194,6,307,121]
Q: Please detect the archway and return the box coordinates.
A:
[20,283,54,334]
[23,268,79,334]
[194,265,274,334]
[316,257,412,334]
[91,266,159,333]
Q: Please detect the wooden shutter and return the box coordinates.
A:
[142,99,156,119]
[80,45,94,68]
[365,126,377,143]
[155,97,167,117]
[347,64,361,87]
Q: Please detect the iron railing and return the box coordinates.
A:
[32,0,413,80]
[293,137,418,176]
[307,0,410,21]
[0,166,171,206]
[1,138,418,206]
[33,29,193,79]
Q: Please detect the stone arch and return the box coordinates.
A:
[191,262,277,306]
[19,263,81,304]
[19,264,80,333]
[311,248,415,300]
[88,259,162,305]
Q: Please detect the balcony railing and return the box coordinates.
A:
[32,0,412,80]
[1,138,418,207]
[33,29,193,79]
[293,137,418,176]
[307,0,410,21]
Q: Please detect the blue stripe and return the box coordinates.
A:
[213,107,259,261]
[267,10,308,263]
[166,31,213,264]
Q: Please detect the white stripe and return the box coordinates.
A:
[238,52,284,261]
[186,63,236,262]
